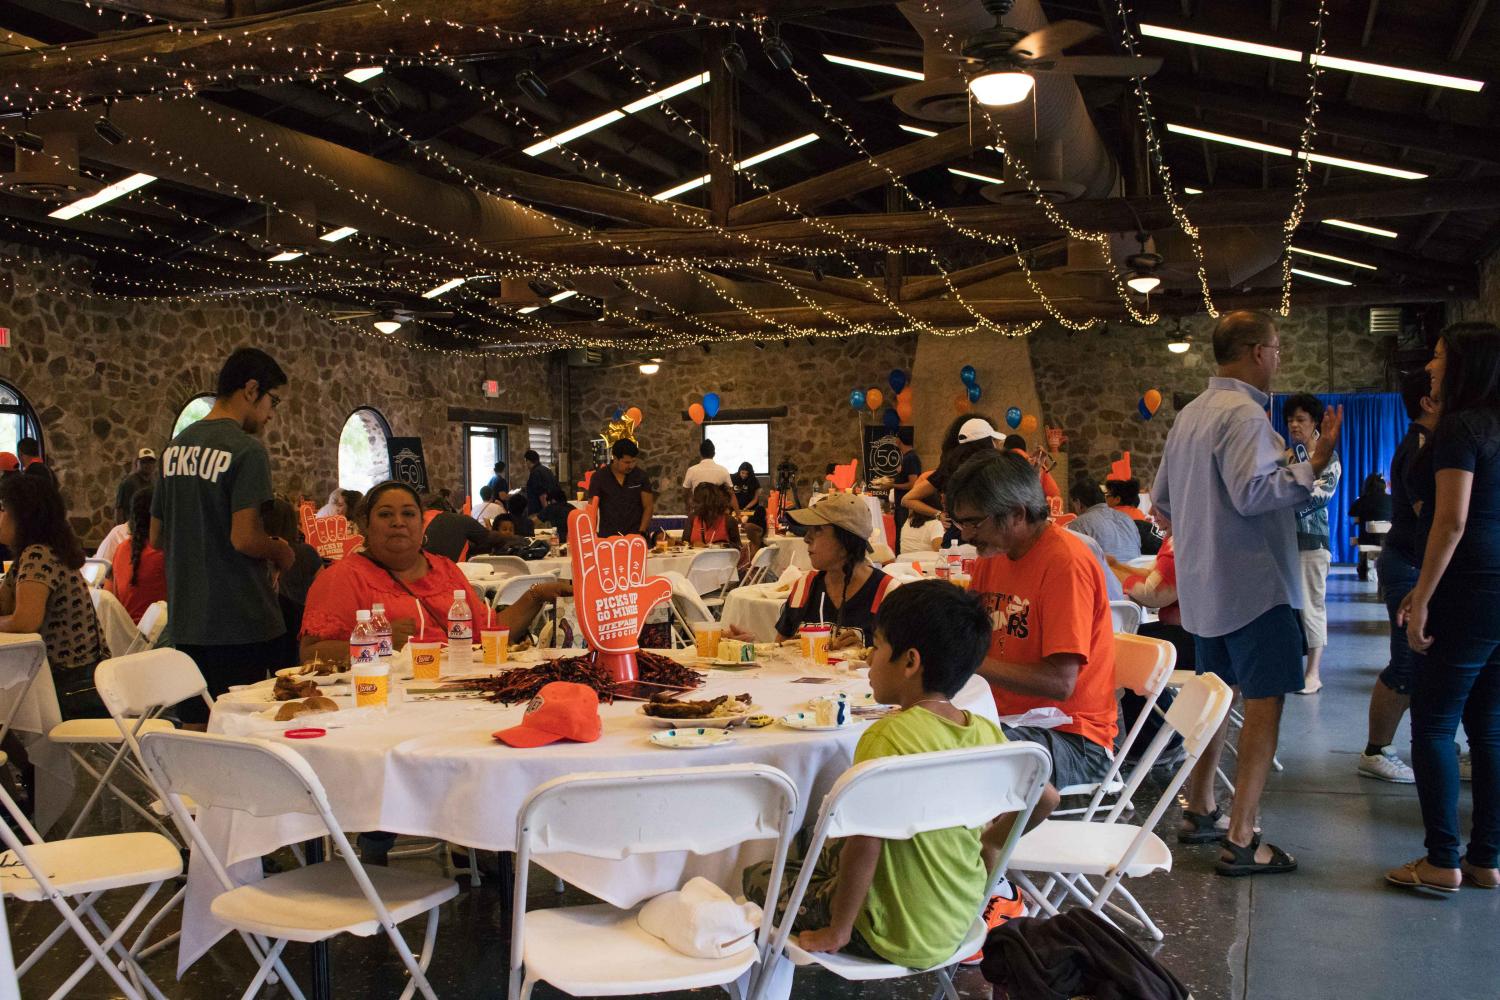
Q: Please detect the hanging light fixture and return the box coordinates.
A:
[1125,233,1163,295]
[373,318,403,334]
[1167,337,1191,354]
[969,65,1035,106]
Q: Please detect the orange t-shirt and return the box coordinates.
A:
[968,523,1118,752]
[1114,505,1147,522]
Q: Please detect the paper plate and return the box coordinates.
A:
[778,711,862,732]
[808,691,880,709]
[695,658,762,671]
[648,728,737,749]
[637,705,755,729]
[275,666,353,687]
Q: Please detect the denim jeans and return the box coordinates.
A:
[1376,549,1422,695]
[1410,587,1500,869]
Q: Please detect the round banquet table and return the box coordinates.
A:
[719,582,792,642]
[177,649,999,973]
[525,549,703,581]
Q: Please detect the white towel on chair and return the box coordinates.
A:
[637,876,762,959]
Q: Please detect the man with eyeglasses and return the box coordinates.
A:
[152,347,295,722]
[1152,310,1342,877]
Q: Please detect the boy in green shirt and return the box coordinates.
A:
[745,580,1058,968]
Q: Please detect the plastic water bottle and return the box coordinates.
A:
[370,603,393,658]
[349,610,379,666]
[448,590,473,647]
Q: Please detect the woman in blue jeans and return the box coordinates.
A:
[1389,322,1500,894]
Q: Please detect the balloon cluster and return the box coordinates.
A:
[1138,388,1163,421]
[601,404,643,446]
[852,370,914,433]
[688,392,722,425]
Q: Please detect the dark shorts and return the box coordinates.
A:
[1193,604,1306,700]
[1376,548,1422,695]
[174,636,289,724]
[1001,725,1112,789]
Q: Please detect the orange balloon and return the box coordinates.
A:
[625,406,644,427]
[1142,389,1162,415]
[866,388,884,412]
[1020,414,1039,434]
[896,397,914,422]
[688,402,705,425]
[954,390,972,415]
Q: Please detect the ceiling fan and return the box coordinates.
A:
[328,300,454,333]
[860,0,1162,106]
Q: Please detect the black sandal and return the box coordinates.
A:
[1216,834,1298,877]
[1179,807,1225,844]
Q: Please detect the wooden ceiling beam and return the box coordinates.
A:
[729,123,997,225]
[0,0,886,102]
[490,178,1500,266]
[902,239,1068,300]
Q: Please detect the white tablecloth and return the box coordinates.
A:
[720,583,792,642]
[526,551,703,582]
[0,633,72,833]
[762,535,810,577]
[180,651,998,972]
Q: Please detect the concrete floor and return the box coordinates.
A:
[8,568,1499,999]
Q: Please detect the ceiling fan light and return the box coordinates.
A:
[1126,273,1162,295]
[373,319,403,334]
[638,363,660,375]
[969,69,1034,107]
[1167,339,1191,354]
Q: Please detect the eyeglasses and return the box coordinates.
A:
[1256,341,1282,356]
[950,513,991,531]
[266,391,282,409]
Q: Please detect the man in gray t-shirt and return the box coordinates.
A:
[152,348,294,719]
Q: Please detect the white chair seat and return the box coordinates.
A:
[1057,777,1125,798]
[150,793,196,817]
[211,860,459,943]
[0,832,182,901]
[1010,820,1172,878]
[783,915,986,980]
[49,717,175,743]
[521,903,757,996]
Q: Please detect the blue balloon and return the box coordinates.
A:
[1138,398,1153,420]
[960,365,978,386]
[612,406,624,420]
[967,384,982,404]
[849,389,866,410]
[883,408,901,431]
[889,369,908,394]
[703,392,721,419]
[1005,406,1022,429]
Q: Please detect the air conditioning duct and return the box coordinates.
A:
[1,132,98,199]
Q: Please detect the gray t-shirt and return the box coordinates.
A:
[152,418,283,645]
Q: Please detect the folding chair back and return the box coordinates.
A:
[137,602,168,647]
[81,558,111,589]
[471,554,531,578]
[0,635,47,748]
[1074,634,1176,820]
[1108,600,1142,635]
[493,573,560,608]
[739,545,775,588]
[96,649,209,721]
[90,588,144,657]
[685,548,739,597]
[1102,672,1232,826]
[140,729,327,821]
[658,570,717,624]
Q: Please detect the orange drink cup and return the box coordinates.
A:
[410,640,442,681]
[951,573,972,591]
[353,661,390,708]
[800,625,832,666]
[481,627,510,665]
[692,621,723,658]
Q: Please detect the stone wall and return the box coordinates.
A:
[566,335,918,511]
[1454,250,1500,325]
[0,248,561,546]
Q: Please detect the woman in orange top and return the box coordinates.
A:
[684,482,742,548]
[300,481,568,663]
[107,488,166,623]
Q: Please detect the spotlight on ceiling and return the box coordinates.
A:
[94,102,125,146]
[969,66,1035,106]
[638,362,660,375]
[763,28,795,70]
[373,319,403,334]
[516,69,549,102]
[721,42,750,76]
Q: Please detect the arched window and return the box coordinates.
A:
[172,394,214,437]
[339,407,392,492]
[0,380,42,458]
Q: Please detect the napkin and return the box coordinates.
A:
[998,707,1073,730]
[637,877,761,959]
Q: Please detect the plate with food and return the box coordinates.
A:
[639,693,755,728]
[648,728,737,749]
[779,702,863,731]
[257,695,342,723]
[809,690,882,709]
[276,661,351,687]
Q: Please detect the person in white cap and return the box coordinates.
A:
[901,416,1007,546]
[113,447,157,526]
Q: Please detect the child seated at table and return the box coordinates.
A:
[743,580,1057,968]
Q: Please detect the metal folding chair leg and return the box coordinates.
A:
[64,745,176,842]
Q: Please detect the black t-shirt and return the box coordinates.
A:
[114,470,151,518]
[774,567,889,645]
[587,464,653,537]
[1418,409,1500,577]
[732,472,761,509]
[894,449,923,496]
[1386,423,1429,563]
[525,464,562,515]
[538,501,571,542]
[424,511,493,561]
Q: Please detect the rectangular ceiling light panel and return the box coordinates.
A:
[48,172,156,220]
[1291,267,1353,286]
[1322,219,1398,238]
[823,53,925,81]
[525,72,711,157]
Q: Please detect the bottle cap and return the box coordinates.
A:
[372,603,384,613]
[454,590,466,600]
[356,609,372,621]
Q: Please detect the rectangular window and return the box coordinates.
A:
[464,424,507,506]
[703,422,770,477]
[528,421,556,469]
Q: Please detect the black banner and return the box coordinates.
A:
[387,437,429,493]
[862,425,910,483]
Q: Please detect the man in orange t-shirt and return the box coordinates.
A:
[946,449,1118,788]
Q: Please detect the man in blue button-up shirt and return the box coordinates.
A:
[1153,310,1342,876]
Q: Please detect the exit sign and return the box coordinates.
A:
[482,379,499,398]
[0,328,10,348]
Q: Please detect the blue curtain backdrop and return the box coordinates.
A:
[1270,392,1407,564]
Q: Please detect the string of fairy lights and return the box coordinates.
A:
[1279,0,1329,317]
[0,0,1339,354]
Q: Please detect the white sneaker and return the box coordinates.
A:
[1359,749,1415,784]
[1460,751,1472,783]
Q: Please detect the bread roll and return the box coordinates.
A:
[275,701,311,722]
[302,696,339,714]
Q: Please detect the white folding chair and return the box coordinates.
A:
[1109,600,1142,635]
[0,774,181,1000]
[752,742,1052,1000]
[80,558,111,589]
[90,589,144,658]
[471,554,531,578]
[136,602,168,648]
[1008,673,1234,941]
[491,573,561,610]
[510,763,799,1000]
[140,730,459,1000]
[738,545,776,589]
[653,571,718,648]
[685,548,741,610]
[0,893,18,1000]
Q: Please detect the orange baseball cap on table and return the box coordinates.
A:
[493,681,602,748]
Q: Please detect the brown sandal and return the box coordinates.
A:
[1386,858,1460,894]
[1461,859,1500,889]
